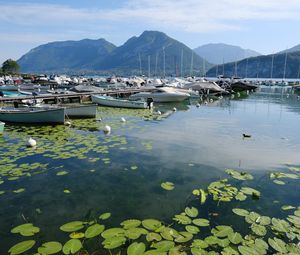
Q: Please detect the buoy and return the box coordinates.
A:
[246,90,249,95]
[103,125,111,134]
[65,121,72,126]
[204,101,208,105]
[231,94,235,99]
[219,96,223,99]
[287,94,289,98]
[27,137,37,147]
[173,107,177,112]
[237,92,241,97]
[210,99,214,103]
[121,117,126,122]
[196,103,200,107]
[96,118,102,122]
[157,111,162,115]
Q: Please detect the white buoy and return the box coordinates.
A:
[246,90,249,95]
[196,103,200,108]
[121,117,126,122]
[231,94,235,99]
[96,118,102,122]
[204,101,208,105]
[210,98,214,103]
[157,110,162,115]
[237,92,241,97]
[103,125,111,134]
[65,121,72,126]
[27,137,37,147]
[287,94,290,98]
[173,107,177,112]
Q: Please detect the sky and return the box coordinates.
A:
[0,0,300,64]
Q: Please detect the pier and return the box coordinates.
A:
[0,87,154,103]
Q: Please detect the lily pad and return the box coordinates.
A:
[62,239,82,254]
[161,182,175,191]
[185,207,199,218]
[38,242,62,255]
[127,242,146,255]
[146,232,162,242]
[11,223,40,236]
[85,224,105,238]
[69,232,85,239]
[8,240,36,255]
[192,218,210,227]
[268,237,287,253]
[56,171,68,176]
[151,240,175,251]
[173,215,191,225]
[232,208,249,217]
[228,232,243,244]
[142,219,162,231]
[102,236,126,249]
[101,228,125,239]
[60,221,85,232]
[121,219,141,229]
[99,212,111,220]
[185,225,200,234]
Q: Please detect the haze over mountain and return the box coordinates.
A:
[207,51,300,79]
[18,31,212,75]
[194,43,261,65]
[279,44,300,54]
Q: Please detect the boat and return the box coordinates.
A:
[0,121,5,134]
[34,104,97,118]
[0,107,65,124]
[92,95,148,109]
[129,87,190,102]
[0,85,19,91]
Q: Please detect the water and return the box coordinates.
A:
[1,86,300,254]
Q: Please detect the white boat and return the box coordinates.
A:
[129,87,190,102]
[92,95,147,109]
[0,107,65,124]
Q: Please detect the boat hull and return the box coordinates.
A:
[92,95,147,109]
[0,108,65,124]
[64,104,97,118]
[130,92,189,102]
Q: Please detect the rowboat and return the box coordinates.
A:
[0,107,65,124]
[91,95,147,109]
[0,121,5,133]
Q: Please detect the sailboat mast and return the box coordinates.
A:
[245,58,248,78]
[163,47,166,78]
[270,54,274,79]
[222,58,225,76]
[283,52,288,80]
[138,53,142,76]
[180,49,183,77]
[155,53,158,77]
[190,51,194,77]
[203,58,206,77]
[148,55,151,78]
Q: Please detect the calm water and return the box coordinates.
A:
[1,86,300,253]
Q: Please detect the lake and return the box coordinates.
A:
[1,86,300,254]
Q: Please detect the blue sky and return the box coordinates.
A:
[1,0,300,64]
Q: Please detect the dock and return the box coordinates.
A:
[0,87,153,103]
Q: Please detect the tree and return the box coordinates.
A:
[2,59,20,74]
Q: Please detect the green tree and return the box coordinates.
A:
[2,59,20,74]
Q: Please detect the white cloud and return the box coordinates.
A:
[0,0,300,34]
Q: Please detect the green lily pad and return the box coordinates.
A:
[56,171,68,176]
[121,219,141,229]
[160,227,179,240]
[232,208,249,217]
[185,207,199,218]
[85,224,105,238]
[251,224,267,236]
[102,236,126,249]
[273,180,285,185]
[60,221,85,232]
[161,182,175,191]
[99,212,111,220]
[62,239,82,254]
[101,228,125,239]
[11,223,40,236]
[185,225,200,234]
[238,245,260,255]
[173,215,191,225]
[268,237,287,253]
[69,232,85,239]
[192,218,210,227]
[225,169,254,181]
[146,232,162,242]
[13,188,25,193]
[228,232,243,244]
[281,205,296,211]
[8,240,36,255]
[271,218,290,232]
[142,219,162,231]
[125,227,148,239]
[191,239,209,249]
[151,240,175,251]
[127,242,146,255]
[38,242,62,255]
[175,232,193,243]
[211,225,233,238]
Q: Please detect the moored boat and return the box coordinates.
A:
[92,95,147,109]
[0,107,65,124]
[129,87,190,102]
[0,121,5,133]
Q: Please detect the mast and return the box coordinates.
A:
[155,53,158,77]
[180,49,183,77]
[270,54,274,79]
[222,58,225,76]
[297,65,300,80]
[148,55,151,78]
[203,58,206,77]
[234,60,237,77]
[190,51,194,77]
[245,58,248,78]
[283,52,288,80]
[138,53,142,76]
[163,47,166,78]
[216,65,218,77]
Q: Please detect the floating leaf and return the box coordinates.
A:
[125,228,148,239]
[60,221,85,232]
[169,245,187,255]
[85,224,105,238]
[62,239,82,254]
[281,205,296,211]
[271,218,290,232]
[38,241,62,255]
[151,240,175,251]
[185,207,199,218]
[251,224,267,236]
[160,227,179,240]
[240,187,260,198]
[245,212,260,224]
[102,236,126,249]
[8,240,36,255]
[225,169,254,181]
[268,237,287,253]
[142,219,162,231]
[63,189,71,194]
[235,192,247,201]
[69,232,85,239]
[146,232,162,242]
[56,171,68,176]
[232,208,249,217]
[173,215,191,225]
[101,228,125,239]
[199,189,207,204]
[191,239,208,249]
[127,242,146,255]
[99,212,111,220]
[185,225,200,234]
[211,225,233,238]
[228,232,243,244]
[13,188,25,193]
[121,219,141,229]
[273,180,285,185]
[175,232,193,243]
[238,245,260,255]
[161,182,175,191]
[192,218,210,227]
[11,223,40,236]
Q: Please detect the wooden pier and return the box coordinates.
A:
[0,87,153,103]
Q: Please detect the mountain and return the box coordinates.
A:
[18,39,116,73]
[18,31,212,75]
[279,44,300,54]
[206,51,300,79]
[194,43,261,65]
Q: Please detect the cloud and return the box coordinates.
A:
[0,0,300,34]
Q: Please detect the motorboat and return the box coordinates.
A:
[92,95,148,109]
[129,87,190,102]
